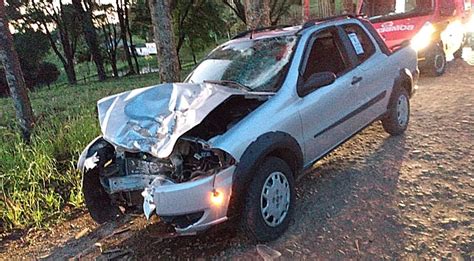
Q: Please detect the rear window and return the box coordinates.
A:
[341,24,376,64]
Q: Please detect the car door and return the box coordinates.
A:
[339,22,392,122]
[296,27,367,165]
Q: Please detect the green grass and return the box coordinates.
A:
[0,72,169,230]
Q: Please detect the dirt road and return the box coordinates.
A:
[1,55,473,260]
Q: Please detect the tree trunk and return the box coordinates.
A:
[244,0,271,29]
[57,1,77,84]
[124,0,140,74]
[117,0,135,75]
[342,0,354,13]
[65,55,77,85]
[315,0,334,18]
[191,46,197,65]
[102,23,119,78]
[148,0,180,82]
[111,53,119,77]
[72,0,107,81]
[175,1,193,70]
[0,2,34,143]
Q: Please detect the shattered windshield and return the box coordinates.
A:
[185,35,298,92]
[364,0,434,18]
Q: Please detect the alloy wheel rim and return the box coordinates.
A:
[397,95,409,126]
[260,171,290,227]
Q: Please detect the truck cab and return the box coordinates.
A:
[357,0,472,76]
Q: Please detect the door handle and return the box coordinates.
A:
[351,76,363,85]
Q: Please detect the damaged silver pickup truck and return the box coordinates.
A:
[78,15,418,242]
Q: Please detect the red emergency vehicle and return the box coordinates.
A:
[357,0,473,76]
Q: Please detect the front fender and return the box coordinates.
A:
[77,136,104,172]
[226,131,303,217]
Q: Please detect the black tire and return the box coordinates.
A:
[382,87,410,136]
[82,169,121,224]
[240,157,295,242]
[423,44,446,77]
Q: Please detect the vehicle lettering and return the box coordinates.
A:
[377,21,415,33]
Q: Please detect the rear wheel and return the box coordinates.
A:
[423,44,446,77]
[382,87,410,136]
[240,157,295,242]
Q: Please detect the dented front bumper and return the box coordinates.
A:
[142,166,235,235]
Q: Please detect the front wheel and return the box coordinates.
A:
[382,87,410,136]
[240,157,295,242]
[83,169,121,224]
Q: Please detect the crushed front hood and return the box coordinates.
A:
[97,82,265,158]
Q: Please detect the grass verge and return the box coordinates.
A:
[0,72,164,231]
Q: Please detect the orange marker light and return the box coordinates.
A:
[210,189,224,206]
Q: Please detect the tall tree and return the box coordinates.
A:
[130,0,153,41]
[29,1,80,84]
[269,0,293,25]
[12,29,51,89]
[222,0,246,23]
[116,0,135,75]
[97,4,120,77]
[224,0,294,27]
[148,0,180,82]
[174,0,194,68]
[173,1,226,65]
[72,0,107,81]
[0,1,34,142]
[244,0,271,29]
[124,0,140,74]
[342,0,354,13]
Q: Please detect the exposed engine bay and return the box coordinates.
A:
[81,92,269,209]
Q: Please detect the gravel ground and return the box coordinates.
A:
[1,54,473,260]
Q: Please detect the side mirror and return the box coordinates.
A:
[298,72,336,97]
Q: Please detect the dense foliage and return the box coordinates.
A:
[0,30,57,96]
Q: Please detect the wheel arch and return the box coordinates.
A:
[395,68,415,98]
[77,136,107,172]
[226,131,303,217]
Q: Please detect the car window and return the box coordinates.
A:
[341,24,376,64]
[302,30,349,80]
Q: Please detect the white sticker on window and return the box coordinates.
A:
[348,33,365,55]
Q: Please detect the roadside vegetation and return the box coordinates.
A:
[0,73,165,230]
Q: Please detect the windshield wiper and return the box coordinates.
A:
[204,80,253,92]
